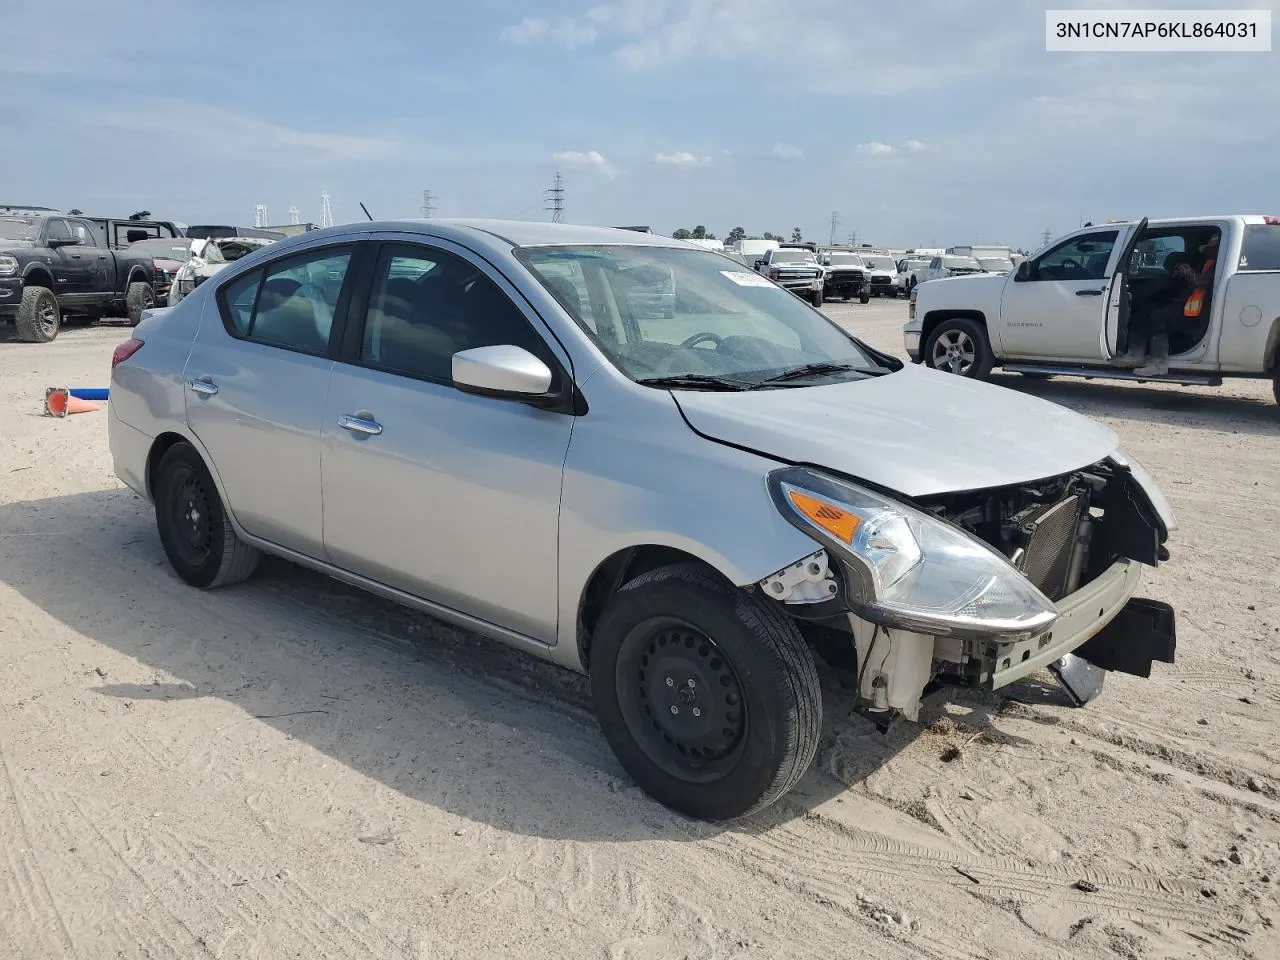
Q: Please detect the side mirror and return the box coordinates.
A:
[452,345,554,402]
[1015,260,1033,281]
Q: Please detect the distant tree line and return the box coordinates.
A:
[674,225,806,244]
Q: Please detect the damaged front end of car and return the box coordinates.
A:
[756,455,1177,723]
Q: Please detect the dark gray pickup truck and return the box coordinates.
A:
[0,212,157,342]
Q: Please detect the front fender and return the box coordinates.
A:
[553,385,820,665]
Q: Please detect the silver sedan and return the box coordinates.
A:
[109,219,1178,820]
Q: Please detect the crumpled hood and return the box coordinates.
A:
[672,364,1120,498]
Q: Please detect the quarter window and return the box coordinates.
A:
[217,247,352,354]
[1030,231,1118,281]
[1239,225,1280,272]
[360,243,555,384]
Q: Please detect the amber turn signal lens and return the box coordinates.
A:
[787,490,860,543]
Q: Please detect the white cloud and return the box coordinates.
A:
[501,14,598,48]
[904,140,925,152]
[772,142,803,160]
[856,141,896,156]
[552,149,617,177]
[500,16,549,44]
[92,100,396,165]
[655,151,710,167]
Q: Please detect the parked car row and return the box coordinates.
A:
[0,208,280,342]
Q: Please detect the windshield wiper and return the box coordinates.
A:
[636,374,754,391]
[751,361,888,387]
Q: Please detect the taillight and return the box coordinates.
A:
[112,338,144,368]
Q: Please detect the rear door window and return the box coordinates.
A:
[1239,225,1280,271]
[217,246,353,354]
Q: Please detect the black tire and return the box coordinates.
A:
[590,563,822,821]
[14,285,60,343]
[154,442,260,589]
[859,289,870,304]
[1272,371,1279,407]
[923,317,994,379]
[811,288,823,308]
[126,281,156,326]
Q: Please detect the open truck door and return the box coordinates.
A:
[1101,217,1148,360]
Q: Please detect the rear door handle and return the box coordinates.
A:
[338,414,382,436]
[188,377,219,396]
[1076,289,1104,296]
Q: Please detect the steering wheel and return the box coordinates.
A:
[681,331,723,349]
[1060,257,1082,274]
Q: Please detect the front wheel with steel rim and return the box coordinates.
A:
[590,563,821,821]
[923,317,994,379]
[154,442,261,589]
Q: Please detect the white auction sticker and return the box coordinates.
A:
[722,270,779,288]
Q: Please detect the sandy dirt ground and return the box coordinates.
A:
[1,305,1278,960]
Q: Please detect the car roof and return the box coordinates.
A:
[411,218,692,248]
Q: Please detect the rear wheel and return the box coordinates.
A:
[811,288,823,308]
[154,443,260,589]
[590,563,821,821]
[923,317,994,379]
[126,282,156,326]
[15,286,60,343]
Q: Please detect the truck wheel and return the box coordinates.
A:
[15,286,60,342]
[1272,371,1279,407]
[924,318,994,379]
[811,288,824,308]
[590,563,822,821]
[154,442,261,589]
[126,282,156,326]
[859,289,871,304]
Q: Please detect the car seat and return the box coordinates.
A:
[253,277,326,352]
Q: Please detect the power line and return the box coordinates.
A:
[545,171,565,223]
[421,189,435,218]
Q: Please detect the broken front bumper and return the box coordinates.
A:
[986,558,1175,690]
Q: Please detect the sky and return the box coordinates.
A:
[1,0,1276,251]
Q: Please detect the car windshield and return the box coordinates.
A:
[827,254,863,265]
[516,245,884,388]
[861,256,894,270]
[978,257,1013,272]
[130,238,192,259]
[771,250,815,263]
[0,217,40,241]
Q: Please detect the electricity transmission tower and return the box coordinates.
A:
[288,206,300,226]
[828,210,841,246]
[320,191,333,228]
[848,231,858,247]
[545,171,565,223]
[1040,227,1052,248]
[254,204,267,228]
[421,189,435,218]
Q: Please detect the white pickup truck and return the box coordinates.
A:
[904,215,1280,404]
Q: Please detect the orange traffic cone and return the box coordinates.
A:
[45,387,102,418]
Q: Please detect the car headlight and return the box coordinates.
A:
[0,255,18,277]
[768,467,1058,640]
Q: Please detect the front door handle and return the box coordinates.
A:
[188,376,219,396]
[1075,289,1104,296]
[338,414,382,436]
